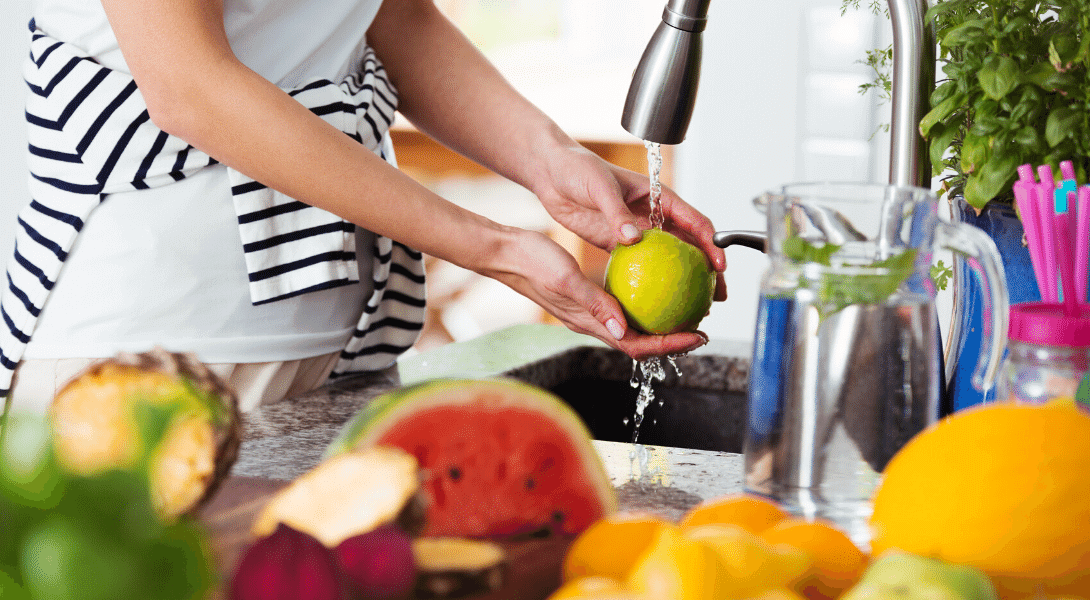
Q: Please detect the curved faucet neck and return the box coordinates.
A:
[887,0,935,188]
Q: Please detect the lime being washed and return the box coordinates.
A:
[604,229,715,335]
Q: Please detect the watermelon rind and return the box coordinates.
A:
[325,377,617,517]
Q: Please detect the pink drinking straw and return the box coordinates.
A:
[1038,165,1059,301]
[1015,181,1049,299]
[1056,193,1079,315]
[1078,186,1090,303]
[1018,163,1036,183]
[1062,160,1077,182]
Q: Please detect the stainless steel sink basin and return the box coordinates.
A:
[502,346,749,454]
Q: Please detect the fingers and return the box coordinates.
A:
[557,273,714,359]
[660,194,727,273]
[614,330,709,361]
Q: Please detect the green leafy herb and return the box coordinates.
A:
[845,0,1090,211]
[931,260,954,291]
[783,236,919,319]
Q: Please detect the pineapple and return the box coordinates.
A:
[49,348,241,519]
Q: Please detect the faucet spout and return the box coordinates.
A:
[623,0,935,187]
[620,0,711,144]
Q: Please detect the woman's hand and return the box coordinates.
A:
[484,229,712,360]
[529,141,728,302]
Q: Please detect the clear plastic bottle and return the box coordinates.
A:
[998,303,1090,406]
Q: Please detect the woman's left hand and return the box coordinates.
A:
[531,143,728,302]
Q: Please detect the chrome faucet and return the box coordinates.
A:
[621,0,935,187]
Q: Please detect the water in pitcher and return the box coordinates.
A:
[745,290,941,547]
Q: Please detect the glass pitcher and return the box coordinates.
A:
[731,182,1008,546]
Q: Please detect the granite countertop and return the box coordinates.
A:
[231,324,752,520]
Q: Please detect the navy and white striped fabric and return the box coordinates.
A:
[0,21,426,395]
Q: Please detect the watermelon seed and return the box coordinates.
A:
[448,467,462,481]
[525,478,536,490]
[552,511,564,523]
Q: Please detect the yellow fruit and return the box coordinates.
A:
[759,518,868,600]
[604,229,715,334]
[549,576,634,600]
[563,514,673,581]
[679,493,790,533]
[684,523,811,597]
[869,402,1090,599]
[626,525,732,600]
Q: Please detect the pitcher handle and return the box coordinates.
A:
[938,222,1010,392]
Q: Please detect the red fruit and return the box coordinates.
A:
[232,523,347,600]
[335,524,417,600]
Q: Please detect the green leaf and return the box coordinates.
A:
[965,154,1018,208]
[1046,106,1080,147]
[816,250,920,318]
[961,132,990,173]
[938,18,987,47]
[782,236,840,266]
[978,55,1020,100]
[930,260,954,292]
[1013,126,1044,155]
[930,123,959,172]
[930,80,959,107]
[920,93,965,137]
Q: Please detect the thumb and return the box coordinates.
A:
[601,195,641,247]
[571,274,628,341]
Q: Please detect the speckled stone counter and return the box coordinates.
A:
[230,324,752,520]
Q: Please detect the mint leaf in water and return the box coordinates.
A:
[782,236,841,266]
[784,236,919,320]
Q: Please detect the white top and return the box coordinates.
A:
[24,0,387,362]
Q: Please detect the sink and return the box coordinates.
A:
[502,346,750,454]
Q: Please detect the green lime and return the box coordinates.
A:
[604,229,715,335]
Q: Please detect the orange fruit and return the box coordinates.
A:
[679,493,789,533]
[562,513,673,582]
[759,518,868,600]
[626,525,732,600]
[683,523,811,597]
[869,402,1090,599]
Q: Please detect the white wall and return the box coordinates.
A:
[674,0,893,344]
[1,0,32,264]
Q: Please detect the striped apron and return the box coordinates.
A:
[0,21,427,396]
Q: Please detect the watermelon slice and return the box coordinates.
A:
[326,378,617,539]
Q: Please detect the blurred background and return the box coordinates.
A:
[0,0,908,355]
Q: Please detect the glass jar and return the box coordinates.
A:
[998,302,1090,406]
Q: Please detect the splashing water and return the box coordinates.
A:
[644,140,664,230]
[627,355,682,444]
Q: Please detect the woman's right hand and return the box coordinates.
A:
[482,228,709,360]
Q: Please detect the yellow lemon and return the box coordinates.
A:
[626,525,731,600]
[604,229,715,335]
[563,513,674,581]
[684,523,812,597]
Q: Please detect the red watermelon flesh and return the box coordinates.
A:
[374,400,609,538]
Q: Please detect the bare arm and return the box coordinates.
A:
[100,0,716,357]
[366,0,729,269]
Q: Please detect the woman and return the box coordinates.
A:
[4,0,727,412]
